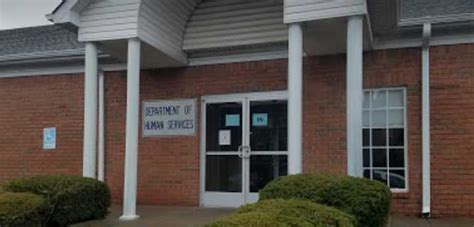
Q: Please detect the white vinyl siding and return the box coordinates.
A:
[284,0,367,23]
[183,0,287,52]
[78,0,141,42]
[362,88,408,191]
[138,0,200,63]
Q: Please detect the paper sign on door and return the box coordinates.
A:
[219,130,231,145]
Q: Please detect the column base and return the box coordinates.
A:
[119,214,139,221]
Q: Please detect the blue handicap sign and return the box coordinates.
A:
[43,127,56,150]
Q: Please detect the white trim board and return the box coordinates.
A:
[0,54,111,67]
[362,87,409,193]
[373,33,474,50]
[399,13,474,27]
[188,49,289,66]
[0,33,472,77]
[0,49,86,62]
[0,64,126,78]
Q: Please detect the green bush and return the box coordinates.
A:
[3,175,111,226]
[0,192,46,227]
[207,199,356,227]
[259,173,391,227]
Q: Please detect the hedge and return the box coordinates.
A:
[207,199,356,227]
[3,175,111,226]
[259,173,391,227]
[0,192,46,227]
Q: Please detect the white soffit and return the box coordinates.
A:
[303,16,372,56]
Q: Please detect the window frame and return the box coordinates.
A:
[362,87,409,193]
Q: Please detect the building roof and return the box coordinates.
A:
[400,0,474,21]
[0,25,84,57]
[0,1,472,66]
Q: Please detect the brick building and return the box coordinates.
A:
[1,0,473,219]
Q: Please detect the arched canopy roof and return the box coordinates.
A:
[48,0,287,66]
[183,0,287,52]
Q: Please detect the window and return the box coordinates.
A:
[363,88,407,190]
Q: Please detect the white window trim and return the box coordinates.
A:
[363,87,409,193]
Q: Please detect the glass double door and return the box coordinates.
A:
[202,92,288,207]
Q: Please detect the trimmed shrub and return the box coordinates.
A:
[0,192,46,227]
[259,173,391,227]
[207,212,277,227]
[207,199,356,227]
[3,175,111,226]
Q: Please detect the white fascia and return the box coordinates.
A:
[399,13,474,27]
[0,64,127,78]
[46,0,92,27]
[373,33,474,50]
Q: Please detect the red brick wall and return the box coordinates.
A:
[0,74,84,183]
[430,44,474,217]
[303,49,423,216]
[104,50,422,212]
[104,61,288,205]
[0,44,473,217]
[303,56,347,174]
[364,48,423,216]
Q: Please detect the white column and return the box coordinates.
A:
[346,16,364,177]
[288,23,303,175]
[422,23,431,216]
[83,42,98,178]
[120,38,141,221]
[98,70,105,182]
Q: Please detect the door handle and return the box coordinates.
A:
[242,146,251,159]
[238,145,244,158]
[238,146,251,159]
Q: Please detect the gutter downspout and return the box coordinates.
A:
[422,22,431,217]
[98,70,105,182]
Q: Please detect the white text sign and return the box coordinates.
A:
[143,99,196,137]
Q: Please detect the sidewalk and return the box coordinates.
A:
[72,206,233,227]
[390,216,474,227]
[73,206,474,227]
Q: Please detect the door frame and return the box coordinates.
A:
[199,90,288,207]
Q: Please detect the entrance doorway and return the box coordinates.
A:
[200,91,288,207]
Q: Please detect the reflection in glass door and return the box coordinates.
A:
[247,100,288,203]
[205,102,243,192]
[201,92,288,207]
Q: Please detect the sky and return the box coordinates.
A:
[0,0,62,30]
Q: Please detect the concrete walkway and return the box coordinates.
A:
[72,206,234,227]
[73,206,474,227]
[389,216,474,227]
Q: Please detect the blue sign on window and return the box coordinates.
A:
[252,113,268,127]
[225,114,240,127]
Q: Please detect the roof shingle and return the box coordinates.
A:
[0,25,83,57]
